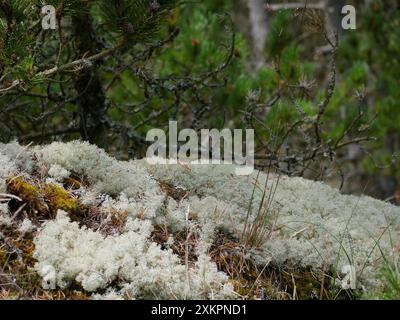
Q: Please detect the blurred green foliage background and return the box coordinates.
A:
[0,0,399,201]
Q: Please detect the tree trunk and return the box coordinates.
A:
[232,0,269,71]
[73,15,108,147]
[247,0,269,70]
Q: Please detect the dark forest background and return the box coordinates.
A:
[0,0,399,202]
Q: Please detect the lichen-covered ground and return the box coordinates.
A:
[0,141,399,300]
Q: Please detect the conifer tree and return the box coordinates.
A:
[0,0,235,150]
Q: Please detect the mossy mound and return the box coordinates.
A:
[0,141,399,300]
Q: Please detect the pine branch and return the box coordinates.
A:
[98,0,181,42]
[0,41,124,94]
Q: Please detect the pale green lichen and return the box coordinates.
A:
[35,141,164,219]
[1,141,399,298]
[34,210,233,299]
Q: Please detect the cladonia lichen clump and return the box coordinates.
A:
[0,141,399,299]
[34,210,233,299]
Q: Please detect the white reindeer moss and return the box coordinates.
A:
[0,211,12,227]
[18,218,34,234]
[0,141,34,174]
[1,141,399,298]
[0,151,17,193]
[142,160,400,289]
[36,141,164,219]
[34,210,232,299]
